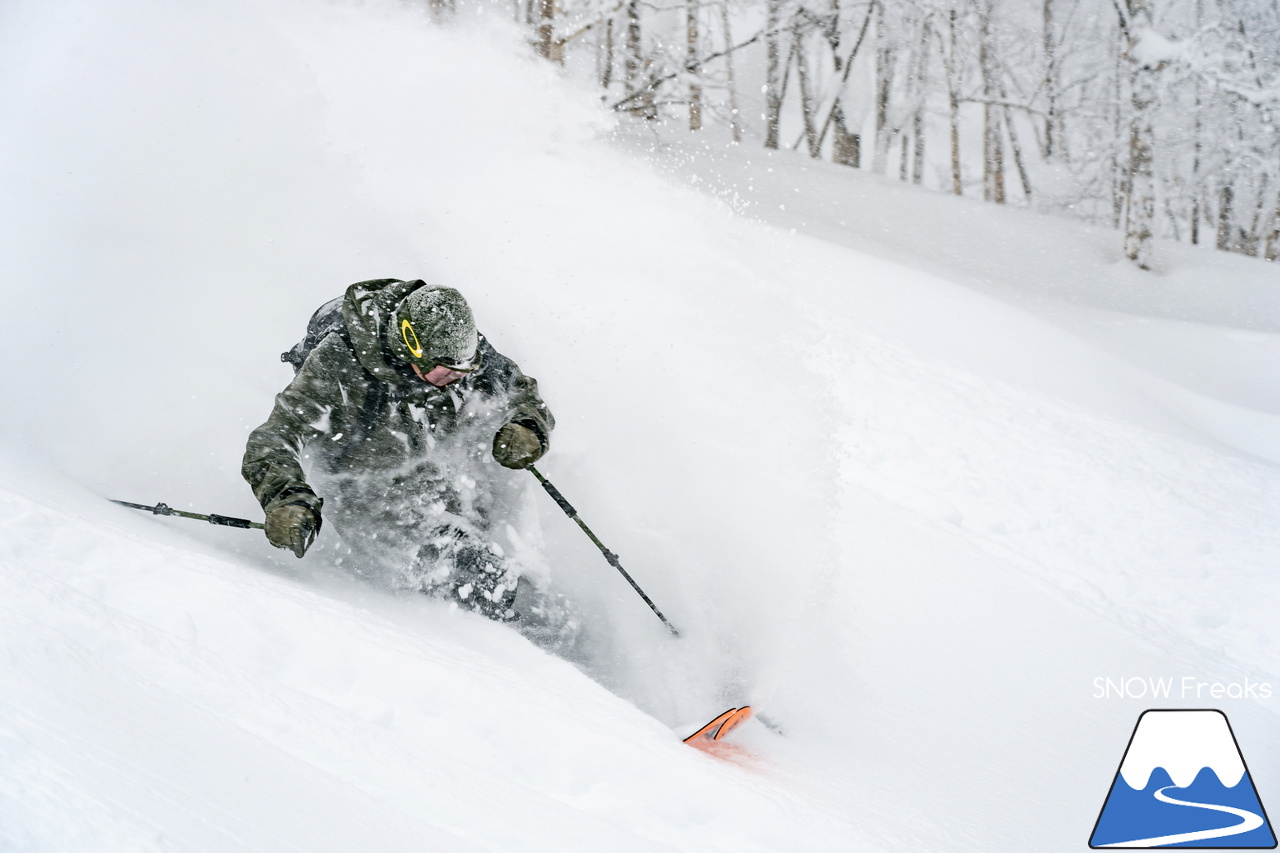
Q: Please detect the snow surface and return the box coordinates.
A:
[1,0,1279,850]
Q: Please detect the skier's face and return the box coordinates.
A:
[413,363,468,387]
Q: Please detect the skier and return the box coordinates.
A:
[242,278,557,627]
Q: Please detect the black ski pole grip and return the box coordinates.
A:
[207,514,254,529]
[537,476,577,518]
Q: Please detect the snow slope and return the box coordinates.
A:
[0,455,862,851]
[1,0,1278,850]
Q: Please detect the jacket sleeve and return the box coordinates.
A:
[241,336,361,516]
[475,337,555,452]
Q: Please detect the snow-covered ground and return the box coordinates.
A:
[2,0,1278,850]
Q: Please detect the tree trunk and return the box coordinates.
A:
[909,18,930,185]
[822,0,874,169]
[994,64,1032,202]
[872,3,893,173]
[912,110,924,184]
[535,0,562,62]
[601,18,614,90]
[946,9,962,195]
[1042,0,1061,159]
[990,113,1006,204]
[624,0,655,118]
[978,9,1004,203]
[764,0,785,149]
[1188,0,1202,245]
[1216,184,1234,251]
[794,26,820,157]
[1003,108,1032,201]
[686,0,702,130]
[719,0,742,142]
[1111,37,1126,230]
[1246,176,1270,256]
[1123,64,1157,268]
[832,106,861,167]
[1122,0,1158,270]
[1265,192,1280,261]
[1105,26,1126,229]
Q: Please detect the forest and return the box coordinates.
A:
[480,0,1279,269]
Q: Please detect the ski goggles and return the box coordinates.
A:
[416,362,475,386]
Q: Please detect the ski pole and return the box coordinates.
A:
[528,466,679,637]
[110,499,264,530]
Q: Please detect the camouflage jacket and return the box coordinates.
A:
[242,279,554,520]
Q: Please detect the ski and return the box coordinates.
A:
[683,706,753,752]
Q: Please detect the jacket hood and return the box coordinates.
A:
[340,279,423,385]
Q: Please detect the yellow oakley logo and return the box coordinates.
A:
[401,319,425,359]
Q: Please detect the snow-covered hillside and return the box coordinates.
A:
[1,0,1278,850]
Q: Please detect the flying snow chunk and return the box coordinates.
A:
[1090,710,1277,848]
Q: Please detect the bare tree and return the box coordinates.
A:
[1042,0,1061,159]
[535,0,563,61]
[906,14,932,184]
[720,0,744,141]
[623,0,656,118]
[1266,191,1280,261]
[872,1,894,173]
[687,0,704,130]
[794,22,821,157]
[939,7,963,194]
[764,0,788,148]
[978,2,1005,203]
[818,0,875,167]
[600,17,615,89]
[1116,0,1168,269]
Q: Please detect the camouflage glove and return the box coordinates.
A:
[492,421,544,470]
[265,504,320,558]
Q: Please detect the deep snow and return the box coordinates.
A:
[1,0,1279,850]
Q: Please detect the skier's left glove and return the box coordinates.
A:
[492,421,544,469]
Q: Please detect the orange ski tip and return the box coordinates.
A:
[713,706,752,741]
[683,708,737,744]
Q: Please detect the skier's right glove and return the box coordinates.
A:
[265,503,321,558]
[492,421,545,470]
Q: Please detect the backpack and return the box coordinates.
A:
[280,296,348,374]
[281,280,406,374]
[277,292,392,460]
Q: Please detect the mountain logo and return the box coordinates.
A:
[1090,709,1277,848]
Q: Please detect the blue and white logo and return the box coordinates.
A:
[1090,709,1276,848]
